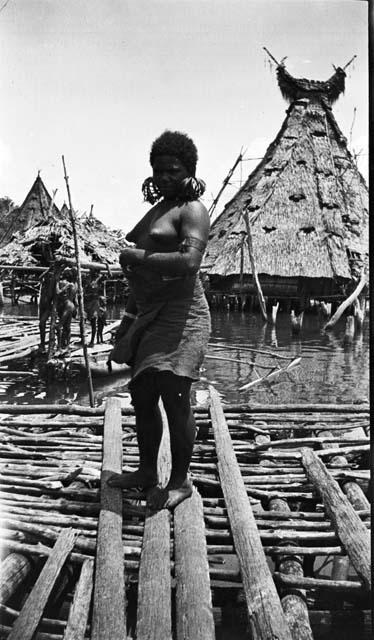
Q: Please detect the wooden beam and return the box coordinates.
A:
[136,400,172,640]
[91,397,126,640]
[7,528,76,640]
[63,559,94,640]
[301,447,370,590]
[209,386,291,640]
[174,488,215,640]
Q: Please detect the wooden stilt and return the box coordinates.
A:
[344,315,355,343]
[271,301,279,324]
[290,310,304,334]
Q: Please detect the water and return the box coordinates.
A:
[0,304,369,407]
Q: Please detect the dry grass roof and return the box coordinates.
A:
[0,176,126,267]
[203,65,368,285]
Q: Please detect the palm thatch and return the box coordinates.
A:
[203,62,368,299]
[0,176,126,268]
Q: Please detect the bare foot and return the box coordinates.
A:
[147,478,193,511]
[107,469,157,490]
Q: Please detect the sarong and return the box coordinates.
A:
[110,266,211,385]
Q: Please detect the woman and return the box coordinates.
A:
[84,271,105,347]
[108,130,210,510]
[56,267,78,350]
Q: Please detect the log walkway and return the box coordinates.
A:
[0,395,371,639]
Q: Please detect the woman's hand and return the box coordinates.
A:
[119,247,142,269]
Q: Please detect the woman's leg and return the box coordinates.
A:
[148,373,194,509]
[107,372,163,489]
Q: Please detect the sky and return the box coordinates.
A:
[0,0,369,233]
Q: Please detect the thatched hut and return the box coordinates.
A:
[203,61,368,308]
[0,175,128,304]
[0,175,126,267]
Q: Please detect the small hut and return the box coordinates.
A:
[0,175,128,303]
[203,58,368,311]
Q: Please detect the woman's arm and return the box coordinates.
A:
[120,202,210,276]
[115,293,138,341]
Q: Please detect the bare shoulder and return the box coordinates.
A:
[180,200,210,234]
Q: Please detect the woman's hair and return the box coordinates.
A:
[149,130,198,176]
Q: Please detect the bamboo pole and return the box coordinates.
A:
[62,155,95,407]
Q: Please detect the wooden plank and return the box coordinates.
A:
[209,386,291,640]
[91,397,126,640]
[7,527,75,640]
[301,447,371,589]
[63,559,94,640]
[136,400,172,640]
[174,488,215,640]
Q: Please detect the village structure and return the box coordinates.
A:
[0,57,370,640]
[203,56,368,334]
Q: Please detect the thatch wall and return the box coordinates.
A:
[203,67,368,296]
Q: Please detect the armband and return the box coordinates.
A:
[179,236,207,254]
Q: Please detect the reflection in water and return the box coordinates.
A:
[0,306,369,407]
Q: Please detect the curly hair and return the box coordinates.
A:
[149,130,198,176]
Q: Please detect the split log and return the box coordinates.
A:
[91,398,126,640]
[301,448,370,589]
[209,385,291,640]
[174,488,215,640]
[7,528,76,640]
[0,552,33,604]
[136,400,172,640]
[63,559,94,640]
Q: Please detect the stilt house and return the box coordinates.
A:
[203,60,368,305]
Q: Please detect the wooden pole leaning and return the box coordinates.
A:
[301,448,371,590]
[242,209,268,322]
[62,156,95,407]
[209,385,291,640]
[91,397,126,640]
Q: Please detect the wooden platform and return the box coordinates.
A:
[0,396,371,639]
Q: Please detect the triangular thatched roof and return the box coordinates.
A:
[0,178,126,267]
[0,174,59,248]
[203,62,368,288]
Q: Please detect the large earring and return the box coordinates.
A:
[141,177,162,204]
[179,177,206,201]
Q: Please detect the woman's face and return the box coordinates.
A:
[152,155,190,200]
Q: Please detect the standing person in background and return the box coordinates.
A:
[108,130,210,510]
[84,270,105,347]
[56,267,78,350]
[97,295,107,344]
